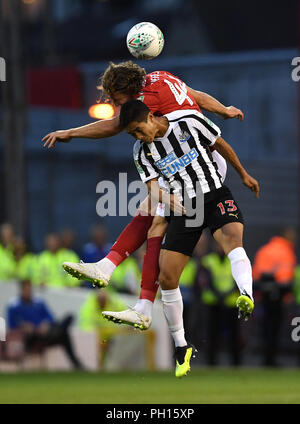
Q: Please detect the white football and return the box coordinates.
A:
[126,22,164,60]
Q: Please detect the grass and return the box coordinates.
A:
[0,368,300,404]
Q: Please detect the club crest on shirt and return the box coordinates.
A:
[179,130,191,143]
[202,115,214,128]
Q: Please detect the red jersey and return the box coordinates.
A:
[134,71,201,116]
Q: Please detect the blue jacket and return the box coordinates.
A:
[7,296,55,330]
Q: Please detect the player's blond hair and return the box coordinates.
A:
[100,61,146,98]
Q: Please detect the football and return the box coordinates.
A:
[126,22,164,60]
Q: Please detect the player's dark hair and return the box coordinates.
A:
[100,61,146,97]
[119,100,150,129]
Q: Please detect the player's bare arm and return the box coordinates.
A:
[145,179,186,215]
[214,137,260,198]
[187,87,244,121]
[42,116,122,149]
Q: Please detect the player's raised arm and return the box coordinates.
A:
[42,115,122,149]
[214,137,260,198]
[187,87,244,121]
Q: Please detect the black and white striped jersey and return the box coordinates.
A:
[133,109,223,199]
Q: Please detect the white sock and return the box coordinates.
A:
[134,299,153,318]
[161,288,187,347]
[95,257,116,277]
[227,247,253,301]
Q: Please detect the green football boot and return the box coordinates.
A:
[236,293,254,321]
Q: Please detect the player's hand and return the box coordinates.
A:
[42,130,72,149]
[224,106,244,121]
[242,173,260,198]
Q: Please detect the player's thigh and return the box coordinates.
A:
[206,186,244,254]
[159,211,202,289]
[147,212,168,239]
[213,222,244,255]
[159,249,190,290]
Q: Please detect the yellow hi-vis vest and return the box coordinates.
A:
[179,259,197,287]
[201,253,239,308]
[15,253,39,284]
[110,257,141,294]
[293,265,300,304]
[36,248,80,287]
[0,244,16,282]
[78,291,126,335]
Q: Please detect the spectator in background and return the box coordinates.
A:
[110,246,144,295]
[60,229,80,256]
[7,280,83,369]
[253,227,297,367]
[0,223,17,282]
[201,242,241,366]
[79,289,126,366]
[57,230,81,274]
[13,238,39,284]
[81,224,110,263]
[37,233,80,287]
[0,223,16,250]
[191,232,210,348]
[179,258,197,342]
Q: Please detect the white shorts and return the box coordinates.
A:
[156,202,166,218]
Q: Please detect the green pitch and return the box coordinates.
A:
[1,368,300,404]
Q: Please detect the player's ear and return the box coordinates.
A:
[147,112,154,124]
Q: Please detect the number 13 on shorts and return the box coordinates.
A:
[217,200,237,215]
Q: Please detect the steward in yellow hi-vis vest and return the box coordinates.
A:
[79,289,127,367]
[36,248,80,287]
[294,265,300,305]
[200,249,242,366]
[201,252,239,308]
[36,234,80,287]
[12,238,39,284]
[0,244,16,282]
[179,258,197,305]
[16,252,39,283]
[110,257,141,294]
[178,259,197,340]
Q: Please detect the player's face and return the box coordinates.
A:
[126,115,157,143]
[110,91,132,107]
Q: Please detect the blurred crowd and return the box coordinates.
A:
[0,222,144,293]
[1,221,300,368]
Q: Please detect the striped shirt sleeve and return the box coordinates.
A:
[190,114,221,147]
[133,140,159,183]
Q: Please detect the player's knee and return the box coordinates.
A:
[158,270,176,290]
[220,223,243,253]
[223,233,243,253]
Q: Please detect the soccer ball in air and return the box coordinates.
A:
[126,22,164,60]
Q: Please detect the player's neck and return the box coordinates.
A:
[155,116,169,138]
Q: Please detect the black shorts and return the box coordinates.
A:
[162,186,244,257]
